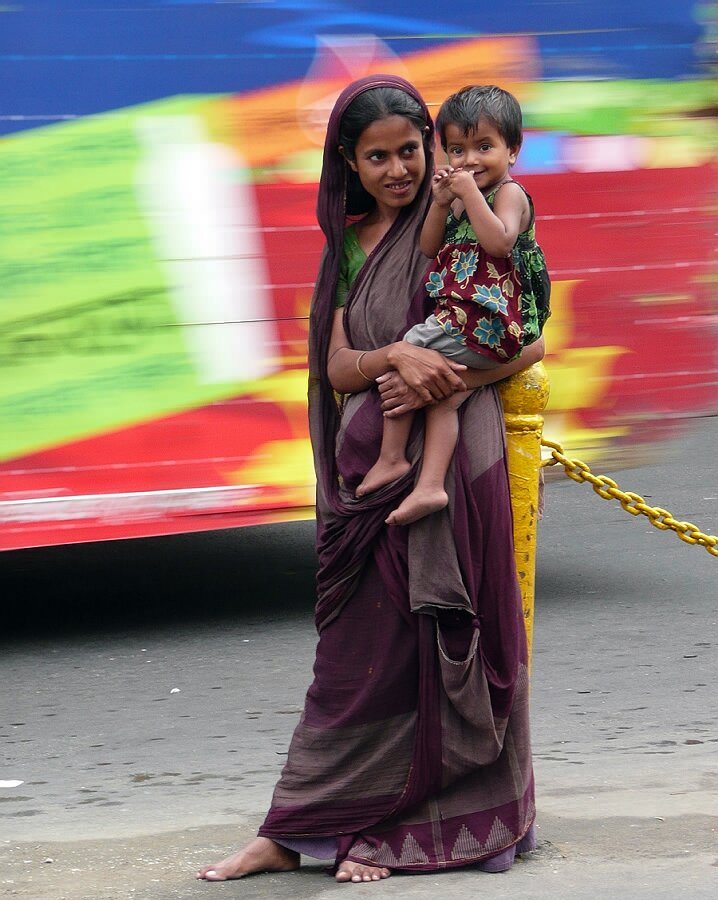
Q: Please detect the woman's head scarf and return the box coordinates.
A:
[306,75,436,623]
[309,74,434,379]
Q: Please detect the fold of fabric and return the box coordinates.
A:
[258,74,535,871]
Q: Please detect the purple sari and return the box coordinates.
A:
[258,75,535,872]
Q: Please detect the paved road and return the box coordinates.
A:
[1,416,717,898]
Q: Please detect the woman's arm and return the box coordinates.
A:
[326,307,467,400]
[460,335,545,390]
[378,336,545,416]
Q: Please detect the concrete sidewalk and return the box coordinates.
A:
[2,807,715,899]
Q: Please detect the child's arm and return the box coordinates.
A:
[419,168,455,258]
[450,172,529,257]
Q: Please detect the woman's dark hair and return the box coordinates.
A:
[338,86,429,215]
[435,85,523,152]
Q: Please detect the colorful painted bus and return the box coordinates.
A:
[1,1,716,550]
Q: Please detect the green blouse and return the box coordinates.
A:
[336,225,367,308]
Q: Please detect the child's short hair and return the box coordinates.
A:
[435,85,523,152]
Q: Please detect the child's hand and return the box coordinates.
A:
[431,167,455,208]
[448,168,480,200]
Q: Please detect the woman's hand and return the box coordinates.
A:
[386,342,467,403]
[376,371,429,417]
[380,336,546,411]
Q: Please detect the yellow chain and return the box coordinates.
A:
[540,438,718,558]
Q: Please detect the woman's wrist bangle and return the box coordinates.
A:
[356,351,373,383]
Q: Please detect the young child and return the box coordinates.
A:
[356,84,550,525]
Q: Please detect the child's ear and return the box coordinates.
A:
[508,145,520,166]
[339,145,358,172]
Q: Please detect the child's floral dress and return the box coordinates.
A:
[427,181,550,363]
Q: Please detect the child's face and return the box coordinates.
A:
[442,118,518,194]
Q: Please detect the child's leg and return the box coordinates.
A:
[356,411,415,498]
[385,391,471,526]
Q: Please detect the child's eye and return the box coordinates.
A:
[479,143,492,152]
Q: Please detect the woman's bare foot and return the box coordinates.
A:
[356,458,411,498]
[385,487,448,525]
[335,860,391,883]
[195,837,299,881]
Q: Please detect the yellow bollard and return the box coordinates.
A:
[497,362,550,665]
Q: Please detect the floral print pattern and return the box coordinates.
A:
[472,282,509,315]
[425,267,447,298]
[451,250,478,287]
[474,317,506,350]
[439,315,467,343]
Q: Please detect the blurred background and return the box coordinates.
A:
[1,0,716,551]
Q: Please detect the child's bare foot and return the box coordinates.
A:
[335,860,391,883]
[385,487,448,525]
[195,837,299,881]
[356,458,411,498]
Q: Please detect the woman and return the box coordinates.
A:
[197,74,543,885]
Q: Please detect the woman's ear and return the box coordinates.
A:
[422,126,435,154]
[339,145,358,172]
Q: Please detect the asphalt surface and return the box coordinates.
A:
[1,414,717,898]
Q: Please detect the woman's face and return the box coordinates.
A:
[346,115,426,217]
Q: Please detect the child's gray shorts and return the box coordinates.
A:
[404,315,500,370]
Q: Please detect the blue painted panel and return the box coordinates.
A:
[0,1,706,135]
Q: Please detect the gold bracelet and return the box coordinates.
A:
[356,351,373,383]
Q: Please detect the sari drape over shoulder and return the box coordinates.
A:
[258,75,535,870]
